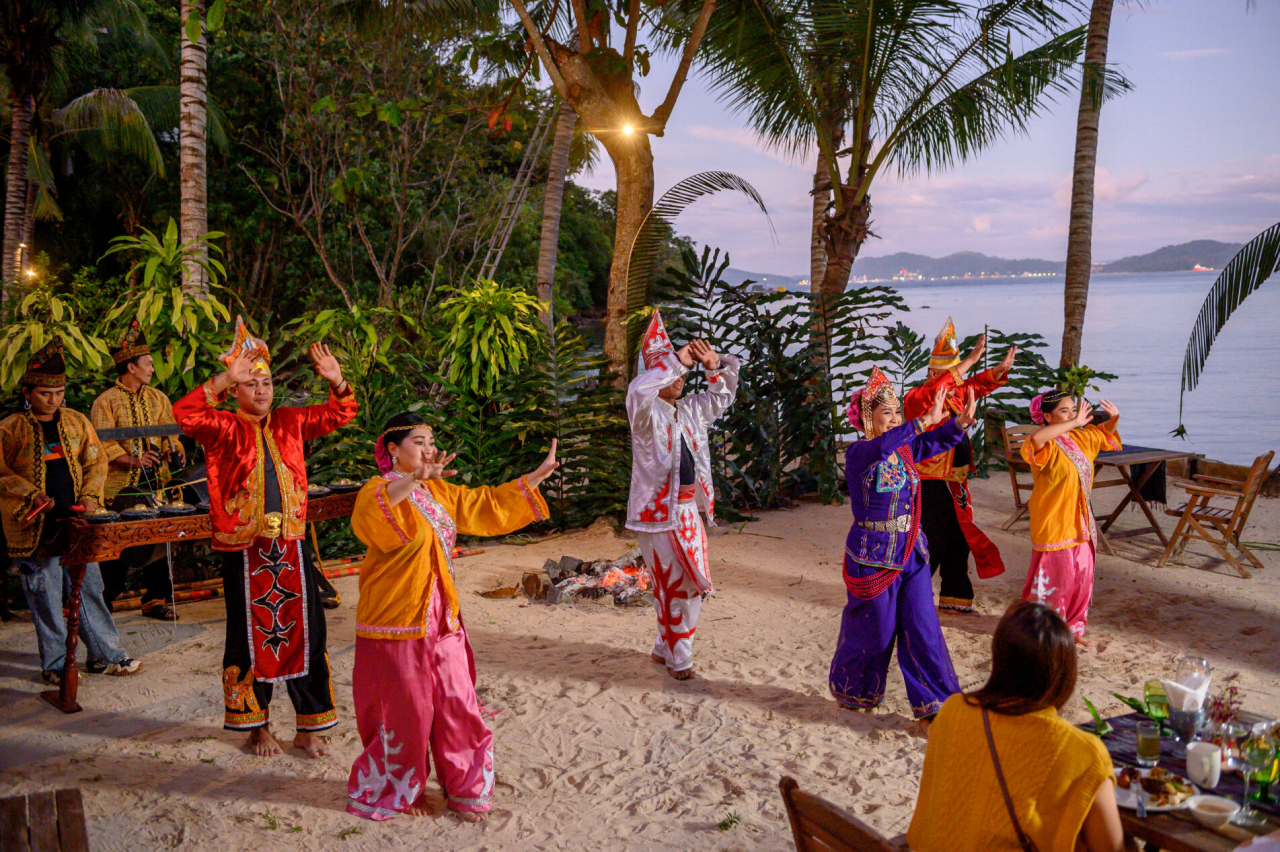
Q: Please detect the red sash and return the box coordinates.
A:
[244,537,309,682]
[947,481,1004,579]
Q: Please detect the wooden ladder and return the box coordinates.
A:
[476,106,558,282]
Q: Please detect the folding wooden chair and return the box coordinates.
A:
[1159,451,1275,578]
[779,776,905,852]
[999,423,1039,531]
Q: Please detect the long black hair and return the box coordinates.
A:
[379,411,430,448]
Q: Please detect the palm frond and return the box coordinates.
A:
[1179,220,1280,417]
[125,85,231,154]
[54,88,166,177]
[26,137,64,222]
[623,171,775,375]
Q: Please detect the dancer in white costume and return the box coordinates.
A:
[625,310,740,680]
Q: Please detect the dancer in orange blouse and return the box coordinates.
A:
[346,412,556,822]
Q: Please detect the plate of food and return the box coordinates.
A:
[327,478,363,493]
[1115,766,1198,811]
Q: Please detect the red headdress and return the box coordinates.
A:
[638,309,675,372]
[846,366,899,434]
[219,316,270,374]
[929,316,960,371]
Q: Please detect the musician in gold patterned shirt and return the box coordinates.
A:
[90,320,186,619]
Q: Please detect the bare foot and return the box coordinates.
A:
[451,808,487,823]
[404,794,432,817]
[293,731,330,758]
[247,726,283,757]
[1075,635,1094,648]
[667,666,694,681]
[914,718,933,737]
[650,652,667,665]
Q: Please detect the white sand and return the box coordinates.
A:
[0,475,1277,851]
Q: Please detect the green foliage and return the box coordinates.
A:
[0,286,111,391]
[717,812,742,832]
[438,279,543,396]
[100,217,228,290]
[1057,364,1112,400]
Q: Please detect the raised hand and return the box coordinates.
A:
[1074,399,1094,428]
[414,449,458,483]
[309,343,344,387]
[1098,399,1120,428]
[993,346,1018,380]
[960,334,987,372]
[226,352,258,385]
[955,388,979,429]
[675,343,695,368]
[690,339,721,370]
[921,388,949,428]
[526,439,560,489]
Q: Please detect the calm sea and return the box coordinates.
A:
[892,271,1279,466]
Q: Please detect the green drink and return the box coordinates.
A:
[1136,720,1161,767]
[1146,695,1170,722]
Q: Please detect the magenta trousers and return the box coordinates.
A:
[346,587,494,819]
[1022,542,1095,637]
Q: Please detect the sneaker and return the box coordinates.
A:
[102,658,144,676]
[41,670,61,685]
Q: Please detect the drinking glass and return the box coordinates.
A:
[1234,733,1277,827]
[1251,754,1280,805]
[1144,680,1170,729]
[1136,720,1161,768]
[1175,655,1211,686]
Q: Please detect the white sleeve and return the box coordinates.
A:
[685,354,740,425]
[626,353,690,430]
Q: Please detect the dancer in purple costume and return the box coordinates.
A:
[829,367,978,721]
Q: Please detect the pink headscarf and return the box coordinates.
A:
[1029,394,1046,426]
[374,434,395,474]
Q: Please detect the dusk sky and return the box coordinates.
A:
[573,1,1280,277]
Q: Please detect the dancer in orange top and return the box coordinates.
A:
[902,319,1016,612]
[1020,391,1121,645]
[346,412,556,821]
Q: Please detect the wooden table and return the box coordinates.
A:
[1095,447,1199,548]
[42,490,358,715]
[1088,712,1280,851]
[0,789,90,852]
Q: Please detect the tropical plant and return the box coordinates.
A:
[0,0,158,291]
[437,278,544,396]
[0,285,111,390]
[882,321,930,396]
[1060,0,1128,367]
[1175,219,1280,436]
[623,171,773,379]
[98,218,233,394]
[696,0,1104,328]
[505,0,722,375]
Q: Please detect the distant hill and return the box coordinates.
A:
[1099,240,1242,273]
[850,251,1063,280]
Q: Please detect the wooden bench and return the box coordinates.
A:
[0,789,91,851]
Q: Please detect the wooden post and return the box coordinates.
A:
[40,563,86,713]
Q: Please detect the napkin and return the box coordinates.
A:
[1235,829,1280,851]
[1161,672,1210,711]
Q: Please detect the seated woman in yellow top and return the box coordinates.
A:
[345,412,557,823]
[908,601,1125,852]
[1019,391,1121,645]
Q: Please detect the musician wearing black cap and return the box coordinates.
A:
[91,319,186,619]
[0,340,141,682]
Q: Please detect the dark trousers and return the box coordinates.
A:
[100,546,175,606]
[920,479,973,606]
[219,546,336,732]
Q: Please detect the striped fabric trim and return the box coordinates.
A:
[224,708,269,730]
[518,476,547,522]
[376,484,409,545]
[347,799,404,818]
[295,709,338,732]
[354,622,421,635]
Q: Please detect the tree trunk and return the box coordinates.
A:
[2,95,35,297]
[809,151,830,290]
[23,181,37,249]
[179,0,210,295]
[601,134,655,379]
[814,193,871,337]
[536,103,577,331]
[1060,0,1115,368]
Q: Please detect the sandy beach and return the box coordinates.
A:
[1,474,1277,852]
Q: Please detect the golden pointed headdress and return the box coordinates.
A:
[929,316,960,371]
[219,316,271,374]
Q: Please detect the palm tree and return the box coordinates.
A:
[1059,0,1115,367]
[179,0,210,294]
[0,0,153,296]
[506,0,718,375]
[698,0,1097,339]
[535,101,578,330]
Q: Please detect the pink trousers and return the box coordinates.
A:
[346,587,494,819]
[1022,542,1095,637]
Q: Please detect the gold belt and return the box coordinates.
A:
[858,515,912,533]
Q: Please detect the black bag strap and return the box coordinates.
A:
[983,706,1040,852]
